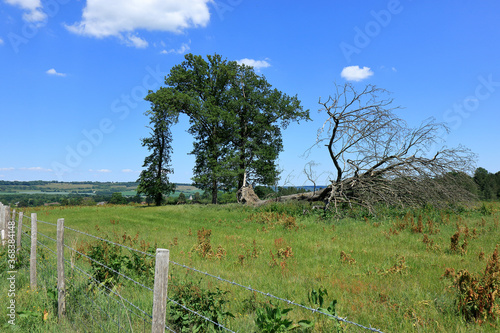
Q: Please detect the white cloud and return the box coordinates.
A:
[20,166,53,172]
[122,169,134,173]
[0,38,4,45]
[161,42,190,55]
[66,0,211,48]
[236,58,271,70]
[392,67,397,72]
[125,34,148,48]
[97,169,112,173]
[46,68,66,77]
[4,0,46,22]
[0,167,15,171]
[340,66,374,82]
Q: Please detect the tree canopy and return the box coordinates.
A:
[136,101,176,206]
[142,53,309,204]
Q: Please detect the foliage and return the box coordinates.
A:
[168,280,234,332]
[191,228,226,259]
[308,288,343,332]
[81,228,156,289]
[177,192,186,204]
[144,53,309,203]
[474,167,500,200]
[137,97,177,206]
[255,302,313,332]
[109,192,128,204]
[445,245,500,323]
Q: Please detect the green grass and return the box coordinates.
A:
[1,202,500,332]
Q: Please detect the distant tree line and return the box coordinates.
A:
[474,167,500,200]
[0,180,139,193]
[0,192,142,207]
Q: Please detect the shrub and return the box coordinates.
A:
[168,280,234,332]
[81,228,156,289]
[447,245,500,323]
[192,228,226,259]
[254,302,312,333]
[308,288,343,332]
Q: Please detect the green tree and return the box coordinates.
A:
[145,53,308,203]
[229,63,308,189]
[137,100,176,206]
[474,167,498,200]
[109,192,127,205]
[177,192,186,204]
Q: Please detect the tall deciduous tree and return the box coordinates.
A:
[137,100,176,206]
[145,53,309,204]
[228,64,307,190]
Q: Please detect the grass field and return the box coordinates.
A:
[1,202,499,332]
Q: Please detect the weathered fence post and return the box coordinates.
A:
[4,206,10,246]
[57,218,66,319]
[0,203,6,246]
[151,249,170,333]
[16,212,23,253]
[0,203,10,246]
[30,213,37,290]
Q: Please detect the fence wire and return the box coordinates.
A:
[17,219,173,333]
[11,209,384,332]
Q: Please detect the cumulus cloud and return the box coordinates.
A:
[66,0,211,48]
[161,42,190,55]
[46,68,66,77]
[4,0,46,22]
[340,66,373,82]
[236,58,271,71]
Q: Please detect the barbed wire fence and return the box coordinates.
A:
[0,203,384,333]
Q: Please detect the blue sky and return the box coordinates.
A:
[1,0,499,185]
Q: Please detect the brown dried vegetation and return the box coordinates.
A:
[446,245,500,323]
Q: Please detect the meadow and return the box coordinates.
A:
[1,201,499,332]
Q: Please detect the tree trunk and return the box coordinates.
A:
[211,179,218,204]
[155,193,162,206]
[238,184,331,207]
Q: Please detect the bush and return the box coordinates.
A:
[177,192,186,204]
[446,245,500,323]
[168,280,234,332]
[255,302,312,332]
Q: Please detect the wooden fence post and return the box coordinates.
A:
[0,203,6,246]
[0,203,5,246]
[16,212,23,253]
[57,218,66,319]
[30,213,37,290]
[151,249,170,333]
[4,206,10,246]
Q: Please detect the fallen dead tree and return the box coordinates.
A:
[239,83,477,214]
